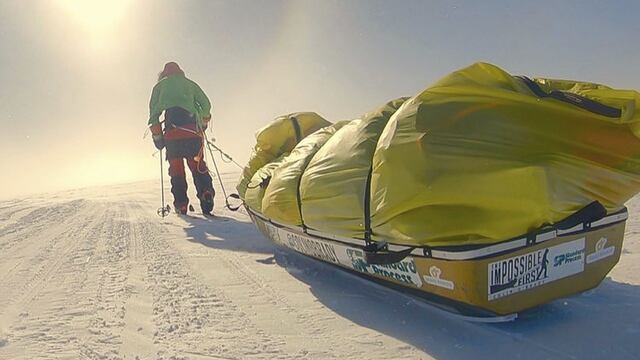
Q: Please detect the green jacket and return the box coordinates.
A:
[148,74,211,126]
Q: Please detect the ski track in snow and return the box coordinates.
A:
[0,174,639,359]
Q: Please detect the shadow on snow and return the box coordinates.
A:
[181,212,276,256]
[182,214,640,360]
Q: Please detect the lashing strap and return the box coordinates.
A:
[363,242,415,265]
[518,76,621,118]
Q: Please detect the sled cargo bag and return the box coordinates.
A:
[237,112,330,198]
[261,121,349,226]
[368,63,640,247]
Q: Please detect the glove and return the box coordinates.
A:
[202,115,212,131]
[153,134,165,150]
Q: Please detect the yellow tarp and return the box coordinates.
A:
[237,112,330,198]
[301,98,407,238]
[240,62,640,247]
[243,155,288,212]
[262,121,349,225]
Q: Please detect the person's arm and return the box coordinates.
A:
[148,83,162,126]
[194,82,212,127]
[148,84,164,149]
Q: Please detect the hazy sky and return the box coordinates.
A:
[1,0,639,199]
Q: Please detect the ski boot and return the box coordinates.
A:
[201,190,214,216]
[175,202,189,215]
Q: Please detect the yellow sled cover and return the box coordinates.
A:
[239,63,640,247]
[262,121,349,225]
[237,112,330,198]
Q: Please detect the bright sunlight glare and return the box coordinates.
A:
[56,0,132,45]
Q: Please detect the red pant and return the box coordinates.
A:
[168,157,208,178]
[168,156,214,209]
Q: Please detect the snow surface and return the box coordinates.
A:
[0,172,639,359]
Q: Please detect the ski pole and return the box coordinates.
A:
[157,148,170,217]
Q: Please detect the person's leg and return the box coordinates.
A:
[168,157,189,213]
[186,157,215,214]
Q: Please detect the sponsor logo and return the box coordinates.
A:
[488,238,585,300]
[586,237,615,264]
[423,266,455,290]
[268,225,424,288]
[279,230,340,265]
[342,248,423,287]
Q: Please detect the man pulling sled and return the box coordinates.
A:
[148,62,215,216]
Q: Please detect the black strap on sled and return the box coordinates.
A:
[527,200,606,243]
[363,242,415,265]
[529,200,606,245]
[517,76,621,118]
[360,166,416,264]
[290,116,303,143]
[295,172,307,231]
[362,201,606,264]
[554,200,607,231]
[246,175,272,190]
[363,167,374,243]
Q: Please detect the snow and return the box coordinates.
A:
[0,172,639,359]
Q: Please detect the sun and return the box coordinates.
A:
[56,0,132,44]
